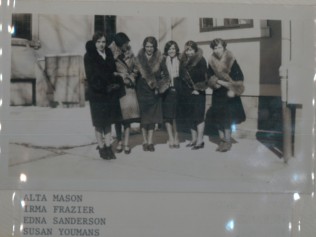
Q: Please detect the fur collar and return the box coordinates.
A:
[136,48,164,88]
[180,48,204,69]
[85,40,97,55]
[208,49,235,74]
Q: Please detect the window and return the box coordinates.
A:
[12,14,32,40]
[94,15,116,43]
[200,18,253,32]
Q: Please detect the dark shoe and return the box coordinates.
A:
[142,143,148,151]
[173,144,180,149]
[192,142,204,150]
[105,146,116,159]
[220,141,232,152]
[147,144,155,152]
[97,146,111,160]
[124,145,131,155]
[186,141,196,147]
[216,140,225,152]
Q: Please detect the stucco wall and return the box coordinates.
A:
[36,14,93,57]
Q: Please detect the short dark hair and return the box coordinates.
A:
[92,31,106,43]
[184,40,198,53]
[164,41,180,56]
[210,38,227,50]
[143,36,158,52]
[114,32,130,47]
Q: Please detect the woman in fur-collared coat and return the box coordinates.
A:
[135,36,170,152]
[84,31,124,160]
[180,40,208,150]
[109,33,140,155]
[207,38,246,152]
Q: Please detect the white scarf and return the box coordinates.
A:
[97,50,106,60]
[166,56,179,86]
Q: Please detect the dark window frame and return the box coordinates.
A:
[200,18,254,32]
[12,14,32,40]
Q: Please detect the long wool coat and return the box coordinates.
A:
[206,49,246,127]
[179,48,207,127]
[84,40,123,128]
[135,49,170,125]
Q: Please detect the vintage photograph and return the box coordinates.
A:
[5,9,314,193]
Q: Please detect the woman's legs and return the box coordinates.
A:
[165,121,174,147]
[141,127,148,144]
[224,128,232,143]
[173,119,180,147]
[217,124,232,152]
[190,128,197,145]
[123,123,131,154]
[95,126,115,159]
[103,125,112,147]
[141,123,155,151]
[95,127,105,148]
[115,122,123,152]
[196,121,205,145]
[147,129,155,152]
[191,121,205,150]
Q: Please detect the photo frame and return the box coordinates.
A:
[0,1,315,236]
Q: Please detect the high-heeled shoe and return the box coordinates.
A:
[115,142,123,153]
[142,143,148,151]
[124,145,131,154]
[186,141,196,147]
[147,144,155,152]
[220,141,232,152]
[173,144,180,149]
[97,146,111,160]
[192,142,204,150]
[105,146,116,159]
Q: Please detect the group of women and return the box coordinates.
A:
[84,31,246,160]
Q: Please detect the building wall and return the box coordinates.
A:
[35,14,93,57]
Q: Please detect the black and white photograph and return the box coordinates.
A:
[4,5,315,193]
[1,2,315,194]
[0,1,316,237]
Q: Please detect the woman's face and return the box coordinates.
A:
[121,42,130,53]
[185,46,195,58]
[167,44,177,58]
[145,42,154,56]
[213,43,225,58]
[95,36,106,52]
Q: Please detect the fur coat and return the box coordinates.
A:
[180,48,208,91]
[135,49,170,93]
[206,49,246,126]
[207,50,244,96]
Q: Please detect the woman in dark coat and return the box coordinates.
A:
[136,36,169,152]
[161,40,181,148]
[180,40,208,150]
[207,38,246,152]
[84,31,123,160]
